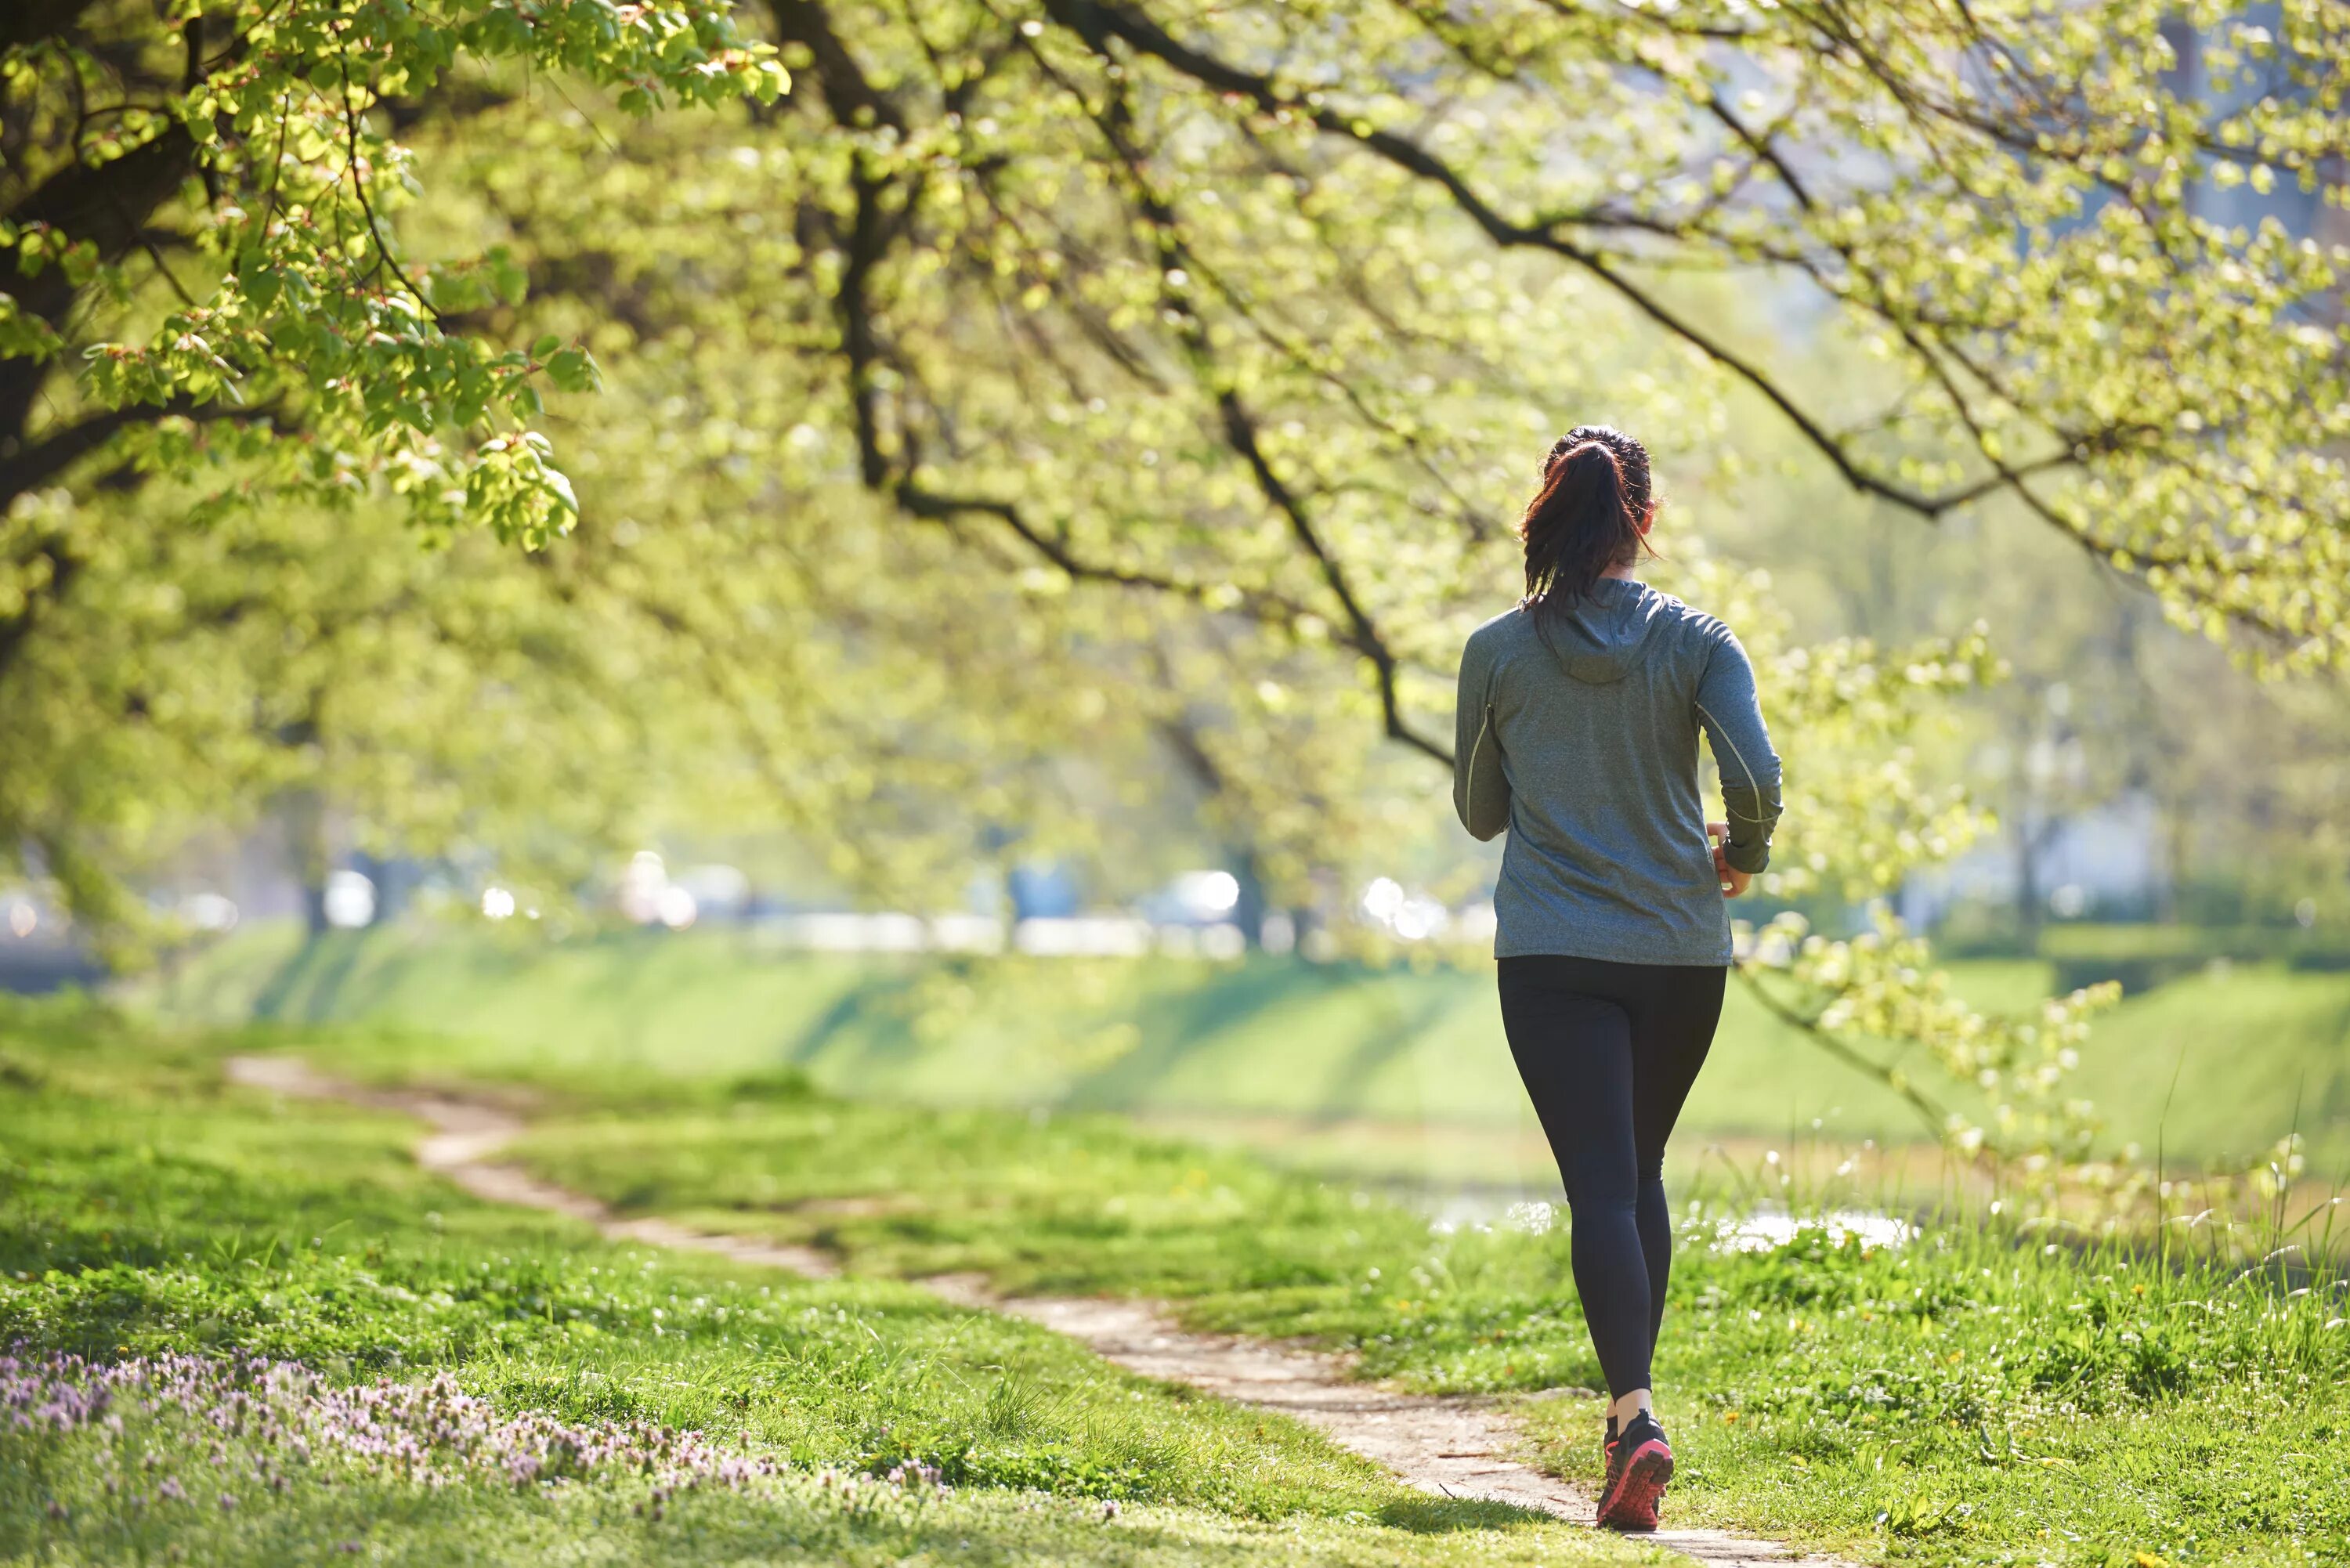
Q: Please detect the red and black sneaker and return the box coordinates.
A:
[1594,1410,1673,1532]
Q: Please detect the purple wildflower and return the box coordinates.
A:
[5,1346,792,1503]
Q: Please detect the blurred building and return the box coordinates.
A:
[1900,793,2167,932]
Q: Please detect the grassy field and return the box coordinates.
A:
[138,923,2350,1180]
[9,995,2348,1564]
[39,994,2350,1566]
[0,999,1641,1567]
[486,1069,2350,1567]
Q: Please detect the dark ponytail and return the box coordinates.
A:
[1518,424,1655,631]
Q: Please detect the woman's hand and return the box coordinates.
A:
[1707,822,1752,898]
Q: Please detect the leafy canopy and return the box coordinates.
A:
[2,0,786,541]
[9,0,2347,1169]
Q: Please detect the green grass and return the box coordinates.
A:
[7,1471,1638,1568]
[414,1047,2350,1566]
[0,998,1640,1568]
[12,995,2350,1565]
[136,923,2350,1178]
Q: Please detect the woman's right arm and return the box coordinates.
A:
[1694,627,1782,876]
[1453,631,1511,841]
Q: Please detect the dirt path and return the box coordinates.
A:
[224,1056,840,1279]
[225,1055,1855,1568]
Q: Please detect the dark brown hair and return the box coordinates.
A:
[1518,425,1657,630]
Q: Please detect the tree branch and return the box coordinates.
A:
[0,397,274,511]
[1035,0,2080,529]
[1018,32,1452,762]
[761,0,906,129]
[1734,962,1956,1144]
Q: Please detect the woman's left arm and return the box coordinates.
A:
[1453,632,1511,841]
[1694,627,1782,876]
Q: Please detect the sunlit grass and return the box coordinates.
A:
[0,999,1641,1568]
[468,1042,2350,1567]
[20,989,2348,1566]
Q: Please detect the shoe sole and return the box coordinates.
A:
[1596,1438,1673,1532]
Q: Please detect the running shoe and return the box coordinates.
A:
[1594,1410,1672,1531]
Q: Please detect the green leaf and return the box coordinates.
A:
[545,348,598,394]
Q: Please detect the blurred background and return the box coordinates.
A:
[9,443,2344,1208]
[5,0,2345,1222]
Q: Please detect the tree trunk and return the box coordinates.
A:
[283,788,332,939]
[2010,737,2041,953]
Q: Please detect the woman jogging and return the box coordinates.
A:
[1452,426,1781,1533]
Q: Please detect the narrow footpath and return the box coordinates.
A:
[224,1055,1858,1568]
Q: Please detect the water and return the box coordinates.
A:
[1418,1189,1914,1252]
[1711,1205,1915,1252]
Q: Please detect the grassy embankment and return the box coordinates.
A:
[140,923,2350,1183]
[0,999,1642,1567]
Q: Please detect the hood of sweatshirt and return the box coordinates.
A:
[1544,577,1672,685]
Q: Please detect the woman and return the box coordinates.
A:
[1452,426,1781,1533]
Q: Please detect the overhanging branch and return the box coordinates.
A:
[1735,961,1956,1144]
[1036,0,2083,528]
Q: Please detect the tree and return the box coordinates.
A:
[0,486,669,954]
[663,0,2335,1159]
[1719,425,2350,938]
[682,0,2347,699]
[381,44,2113,1158]
[1,0,786,594]
[3,445,1214,960]
[2,0,787,950]
[18,0,2347,1166]
[424,0,2345,934]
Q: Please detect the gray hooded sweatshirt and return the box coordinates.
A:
[1452,577,1782,965]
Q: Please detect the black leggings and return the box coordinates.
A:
[1498,955,1726,1398]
